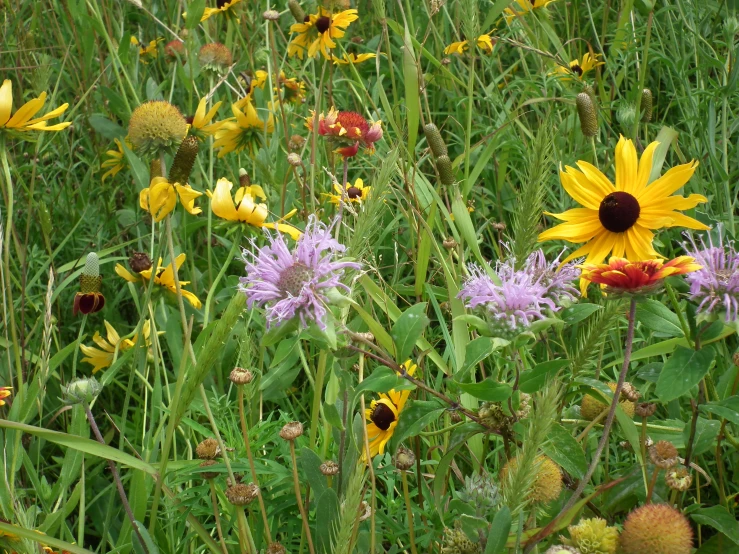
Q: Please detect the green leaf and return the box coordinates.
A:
[270,338,298,368]
[88,114,126,140]
[315,489,340,553]
[458,337,508,382]
[390,303,429,362]
[485,506,511,554]
[692,506,739,545]
[455,378,512,402]
[354,367,405,399]
[298,447,327,500]
[324,402,345,431]
[185,0,206,29]
[388,399,445,452]
[684,417,720,456]
[648,127,680,183]
[402,25,420,155]
[560,304,602,325]
[701,396,739,425]
[541,423,586,479]
[519,360,569,394]
[132,521,160,554]
[121,140,151,192]
[656,345,715,402]
[636,299,683,337]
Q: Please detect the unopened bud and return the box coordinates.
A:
[423,123,447,158]
[63,377,103,405]
[436,155,454,186]
[169,135,199,184]
[263,9,280,20]
[128,252,152,273]
[288,134,306,151]
[229,367,254,385]
[576,92,598,137]
[287,152,302,167]
[394,446,415,470]
[640,88,653,122]
[288,0,306,23]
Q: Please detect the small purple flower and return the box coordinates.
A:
[518,249,580,304]
[684,231,739,322]
[239,216,361,330]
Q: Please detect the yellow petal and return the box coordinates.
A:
[634,140,660,195]
[180,288,202,309]
[263,222,303,240]
[538,218,602,243]
[26,102,69,125]
[104,320,121,346]
[560,166,607,210]
[637,161,699,206]
[0,80,13,127]
[624,224,657,260]
[211,178,240,221]
[115,263,140,283]
[659,212,711,231]
[175,183,203,215]
[139,188,150,211]
[614,136,638,194]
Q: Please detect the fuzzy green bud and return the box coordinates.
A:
[63,377,103,405]
[288,0,306,23]
[576,92,598,137]
[436,155,454,186]
[169,135,199,185]
[640,88,653,123]
[423,123,448,158]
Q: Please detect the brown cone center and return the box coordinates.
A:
[370,403,396,431]
[598,191,640,233]
[315,16,331,33]
[571,64,583,76]
[346,186,362,199]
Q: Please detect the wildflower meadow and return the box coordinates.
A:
[3,0,739,553]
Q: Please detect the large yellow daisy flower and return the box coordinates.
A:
[189,97,225,138]
[538,136,709,294]
[504,0,557,22]
[552,52,604,80]
[288,7,358,60]
[116,254,201,308]
[80,320,152,374]
[213,100,274,158]
[139,176,203,222]
[365,361,416,458]
[184,0,242,22]
[208,177,302,239]
[0,79,71,133]
[444,32,496,55]
[323,178,371,205]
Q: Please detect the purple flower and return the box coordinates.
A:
[239,216,361,330]
[684,231,739,322]
[458,249,580,336]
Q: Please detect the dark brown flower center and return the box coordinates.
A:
[346,186,362,199]
[571,64,583,76]
[598,191,640,233]
[217,0,229,8]
[315,16,331,34]
[370,402,396,431]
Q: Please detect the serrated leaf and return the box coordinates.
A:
[656,345,715,402]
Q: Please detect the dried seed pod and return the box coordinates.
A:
[635,402,657,418]
[649,440,678,469]
[288,0,306,23]
[225,483,259,506]
[229,367,254,385]
[280,421,304,441]
[320,461,339,476]
[394,446,416,470]
[196,438,220,460]
[199,460,219,480]
[665,467,692,491]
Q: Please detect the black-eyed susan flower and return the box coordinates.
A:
[209,177,301,239]
[213,100,274,158]
[188,97,225,138]
[288,7,358,60]
[444,32,496,55]
[323,178,371,205]
[132,37,164,64]
[552,52,603,80]
[185,0,242,22]
[128,100,188,157]
[538,136,709,294]
[365,360,416,458]
[80,320,152,374]
[331,52,377,64]
[504,0,557,22]
[0,387,12,407]
[101,137,130,182]
[198,43,233,74]
[116,254,202,308]
[74,253,105,316]
[0,79,71,133]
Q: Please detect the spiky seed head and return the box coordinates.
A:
[423,123,448,157]
[500,455,562,504]
[198,43,232,73]
[287,152,302,166]
[288,134,306,151]
[649,440,678,469]
[199,460,219,480]
[169,135,199,184]
[280,421,304,441]
[545,547,579,554]
[564,517,619,554]
[263,9,280,20]
[576,92,598,137]
[582,83,597,106]
[665,467,692,491]
[266,543,287,554]
[128,101,187,156]
[225,483,259,506]
[319,460,339,476]
[640,88,653,122]
[621,382,640,402]
[436,154,454,186]
[288,0,306,22]
[196,438,220,460]
[635,402,656,418]
[229,367,254,385]
[581,382,635,420]
[619,504,693,554]
[129,252,152,273]
[394,446,416,470]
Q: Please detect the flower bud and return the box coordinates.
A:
[423,123,448,158]
[287,152,302,167]
[63,377,103,405]
[288,0,306,23]
[225,483,259,506]
[288,134,306,151]
[128,101,187,157]
[279,421,304,441]
[635,402,656,418]
[394,446,415,470]
[263,9,280,20]
[320,460,339,476]
[230,367,254,385]
[576,92,598,137]
[640,88,653,122]
[436,154,454,186]
[128,252,152,274]
[443,237,457,249]
[169,135,199,185]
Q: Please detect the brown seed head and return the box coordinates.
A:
[635,402,657,418]
[619,504,693,554]
[665,467,692,491]
[649,440,678,469]
[229,367,255,385]
[394,446,416,470]
[621,382,640,402]
[288,134,306,151]
[129,252,152,273]
[320,460,339,476]
[287,152,302,166]
[443,237,457,249]
[199,460,219,480]
[225,483,260,506]
[280,421,304,441]
[196,438,220,460]
[266,543,287,554]
[198,43,232,72]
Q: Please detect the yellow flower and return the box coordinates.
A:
[552,52,604,80]
[116,254,202,309]
[185,0,242,22]
[80,320,152,374]
[331,52,377,65]
[208,177,302,239]
[190,97,225,138]
[101,137,130,182]
[0,79,71,133]
[137,38,164,64]
[288,7,359,60]
[213,100,274,158]
[0,386,12,407]
[505,0,557,22]
[140,176,203,222]
[538,135,709,295]
[323,178,371,205]
[444,32,496,55]
[278,74,306,104]
[252,70,268,90]
[365,361,416,458]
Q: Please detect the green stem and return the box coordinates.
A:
[309,349,328,449]
[204,228,241,326]
[630,9,654,140]
[462,54,476,197]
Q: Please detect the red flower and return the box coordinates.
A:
[307,106,382,157]
[580,256,701,293]
[73,291,105,315]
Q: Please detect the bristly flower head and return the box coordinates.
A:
[580,256,701,297]
[239,216,361,330]
[458,249,579,338]
[306,107,382,157]
[684,230,739,322]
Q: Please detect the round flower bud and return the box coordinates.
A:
[198,43,232,73]
[263,9,280,20]
[640,88,653,123]
[565,517,618,554]
[443,237,457,249]
[436,154,454,186]
[665,467,692,491]
[576,92,598,137]
[288,134,306,151]
[635,402,656,418]
[423,123,448,158]
[621,382,640,402]
[581,382,635,420]
[649,440,678,469]
[266,543,287,554]
[545,547,579,554]
[165,40,186,60]
[129,252,152,274]
[501,455,562,504]
[394,446,416,470]
[229,367,254,385]
[128,101,187,157]
[320,460,339,476]
[287,152,302,166]
[196,438,220,460]
[238,167,251,188]
[619,504,693,554]
[63,377,103,405]
[199,460,219,480]
[225,483,259,506]
[280,421,304,441]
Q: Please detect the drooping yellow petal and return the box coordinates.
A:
[624,225,658,260]
[180,288,202,309]
[210,178,240,221]
[148,179,177,222]
[0,80,13,127]
[633,140,660,195]
[104,321,121,346]
[115,263,140,283]
[262,222,303,240]
[6,93,46,127]
[175,183,203,215]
